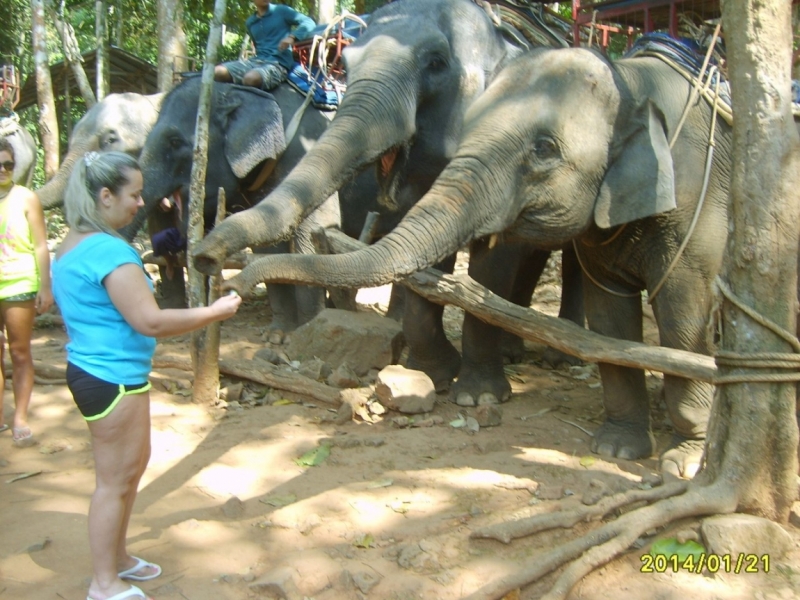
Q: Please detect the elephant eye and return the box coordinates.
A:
[100,132,119,149]
[427,55,448,73]
[533,137,559,160]
[169,136,183,150]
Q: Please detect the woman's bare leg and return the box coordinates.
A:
[86,391,153,600]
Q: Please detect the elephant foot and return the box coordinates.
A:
[406,346,461,393]
[450,366,511,407]
[266,321,298,345]
[499,332,526,364]
[541,347,582,370]
[591,419,656,461]
[660,437,706,480]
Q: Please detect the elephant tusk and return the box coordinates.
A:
[488,233,498,249]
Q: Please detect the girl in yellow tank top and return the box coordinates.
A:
[0,135,53,447]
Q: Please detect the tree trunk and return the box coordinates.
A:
[156,0,186,93]
[115,0,122,46]
[792,6,800,80]
[48,2,96,107]
[31,0,59,179]
[317,0,335,23]
[187,0,226,404]
[706,0,800,520]
[95,0,108,101]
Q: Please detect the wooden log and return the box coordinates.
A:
[322,228,718,383]
[153,353,342,406]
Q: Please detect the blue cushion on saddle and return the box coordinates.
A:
[287,63,341,110]
[306,15,368,42]
[626,32,731,109]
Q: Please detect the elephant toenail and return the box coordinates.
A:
[477,393,499,406]
[617,447,639,460]
[683,462,701,479]
[595,443,615,457]
[455,393,476,407]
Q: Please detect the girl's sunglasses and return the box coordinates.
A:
[0,161,15,171]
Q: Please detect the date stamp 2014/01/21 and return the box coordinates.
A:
[641,553,770,574]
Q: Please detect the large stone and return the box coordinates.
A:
[701,514,793,558]
[285,308,403,376]
[375,365,437,414]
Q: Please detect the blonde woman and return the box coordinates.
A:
[52,151,241,600]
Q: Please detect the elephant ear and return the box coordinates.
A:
[593,101,676,229]
[223,88,287,179]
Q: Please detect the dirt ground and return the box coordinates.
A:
[1,252,799,600]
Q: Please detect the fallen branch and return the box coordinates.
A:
[323,229,717,383]
[153,353,342,406]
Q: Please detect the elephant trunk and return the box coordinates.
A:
[225,154,511,294]
[193,44,418,276]
[36,138,98,208]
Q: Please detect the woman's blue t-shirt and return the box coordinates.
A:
[52,233,157,384]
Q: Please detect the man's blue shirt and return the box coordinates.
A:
[247,4,315,70]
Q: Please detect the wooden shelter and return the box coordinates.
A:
[15,45,157,112]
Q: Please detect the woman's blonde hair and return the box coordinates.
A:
[64,151,140,236]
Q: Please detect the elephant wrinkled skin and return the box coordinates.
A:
[224,47,751,478]
[193,0,585,404]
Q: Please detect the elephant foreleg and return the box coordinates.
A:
[403,254,461,393]
[450,240,523,407]
[586,285,656,461]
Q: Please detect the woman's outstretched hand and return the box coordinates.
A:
[210,292,242,320]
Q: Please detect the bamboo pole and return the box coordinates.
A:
[187,0,226,403]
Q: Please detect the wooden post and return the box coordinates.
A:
[187,0,226,403]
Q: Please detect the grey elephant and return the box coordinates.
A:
[35,92,164,208]
[136,75,389,332]
[221,46,745,478]
[194,0,585,405]
[0,116,36,186]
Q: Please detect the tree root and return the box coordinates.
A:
[464,482,737,600]
[470,481,688,544]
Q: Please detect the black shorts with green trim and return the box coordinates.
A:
[66,362,151,421]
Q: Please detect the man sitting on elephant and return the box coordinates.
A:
[214,0,315,91]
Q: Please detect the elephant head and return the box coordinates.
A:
[222,48,678,294]
[132,77,286,241]
[193,0,526,274]
[0,118,36,187]
[35,92,164,209]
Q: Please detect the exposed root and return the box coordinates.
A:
[470,481,688,544]
[464,482,737,600]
